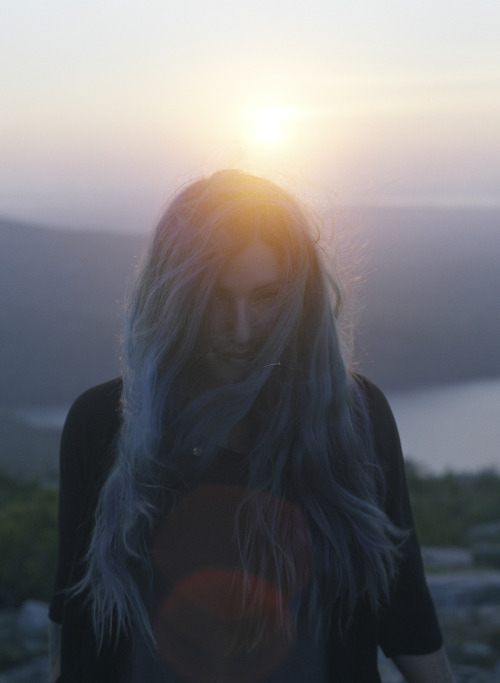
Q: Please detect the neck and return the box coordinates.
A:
[221,415,254,453]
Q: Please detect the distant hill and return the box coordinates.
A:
[0,412,60,481]
[345,206,500,388]
[0,219,144,407]
[1,207,499,410]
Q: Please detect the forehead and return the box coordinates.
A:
[216,241,282,293]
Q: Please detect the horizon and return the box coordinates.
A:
[2,201,500,237]
[1,202,499,474]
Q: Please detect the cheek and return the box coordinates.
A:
[253,301,281,333]
[202,303,226,341]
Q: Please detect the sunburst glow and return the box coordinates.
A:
[251,107,287,146]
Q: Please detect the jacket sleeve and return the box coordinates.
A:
[49,390,96,624]
[48,379,124,682]
[360,377,443,657]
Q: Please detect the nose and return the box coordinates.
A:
[232,300,252,345]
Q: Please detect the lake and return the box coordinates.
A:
[387,376,500,474]
[10,376,500,475]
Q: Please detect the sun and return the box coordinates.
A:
[250,107,287,146]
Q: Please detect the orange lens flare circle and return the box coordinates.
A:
[152,569,294,683]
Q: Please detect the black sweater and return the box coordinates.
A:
[50,377,442,682]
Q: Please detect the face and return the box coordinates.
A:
[202,240,282,385]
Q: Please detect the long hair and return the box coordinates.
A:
[77,170,401,650]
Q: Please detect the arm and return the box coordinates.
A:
[358,379,448,668]
[48,619,61,682]
[49,380,122,677]
[393,646,456,683]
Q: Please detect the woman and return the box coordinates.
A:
[49,170,454,681]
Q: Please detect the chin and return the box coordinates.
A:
[206,358,248,386]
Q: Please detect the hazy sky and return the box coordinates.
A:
[1,0,499,232]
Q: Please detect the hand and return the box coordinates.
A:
[48,619,61,682]
[392,646,456,683]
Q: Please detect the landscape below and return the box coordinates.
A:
[1,207,499,681]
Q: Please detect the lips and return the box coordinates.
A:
[204,345,260,383]
[210,344,256,363]
[219,350,254,365]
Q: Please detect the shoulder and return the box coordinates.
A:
[352,373,394,419]
[352,374,399,434]
[60,378,123,479]
[66,377,123,424]
[63,378,123,438]
[352,373,403,472]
